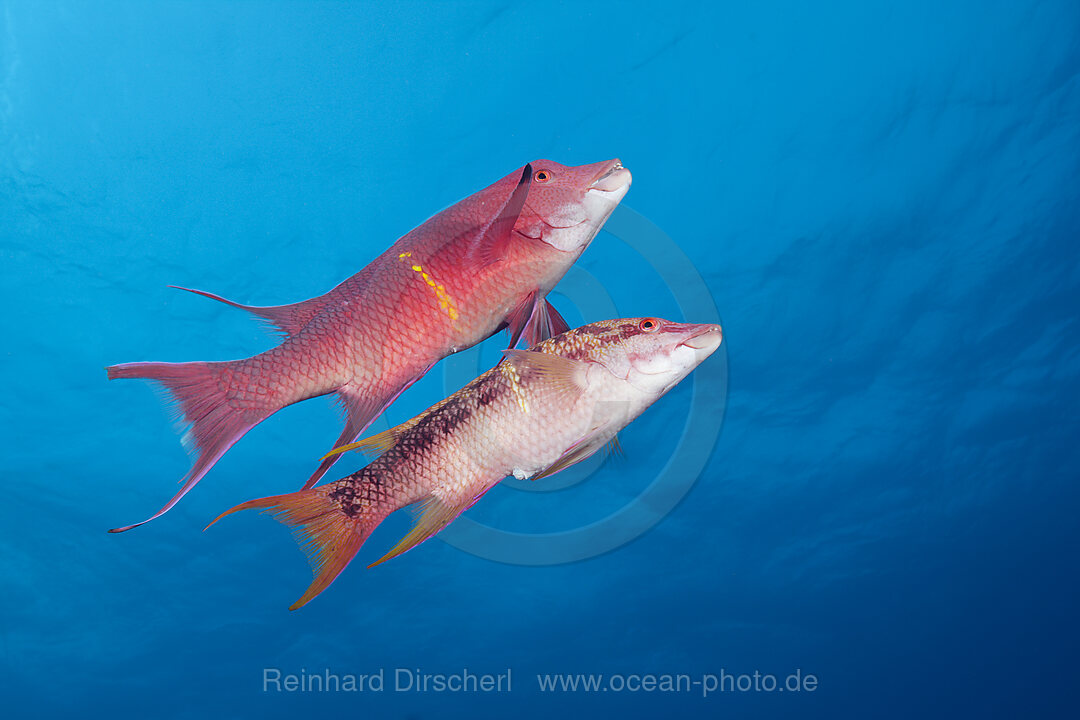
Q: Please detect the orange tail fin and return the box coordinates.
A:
[206,486,383,610]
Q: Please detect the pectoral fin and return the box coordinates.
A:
[502,349,589,398]
[468,163,533,267]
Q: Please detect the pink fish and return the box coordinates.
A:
[107,159,631,532]
[207,317,723,609]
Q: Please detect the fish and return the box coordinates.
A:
[105,159,631,532]
[206,317,723,609]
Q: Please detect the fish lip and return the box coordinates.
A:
[589,159,632,192]
[678,324,723,350]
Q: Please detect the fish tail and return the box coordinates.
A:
[205,483,385,610]
[106,359,278,532]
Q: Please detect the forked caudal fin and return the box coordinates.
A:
[206,487,381,610]
[105,360,276,532]
[207,482,471,608]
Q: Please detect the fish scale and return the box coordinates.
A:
[208,317,723,609]
[106,159,631,532]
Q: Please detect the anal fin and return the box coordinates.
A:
[368,494,469,568]
[303,368,434,489]
[302,386,387,490]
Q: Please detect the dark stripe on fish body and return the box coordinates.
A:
[329,371,510,519]
[563,347,592,361]
[385,373,505,463]
[330,468,387,518]
[409,395,473,450]
[474,374,504,407]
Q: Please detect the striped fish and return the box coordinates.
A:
[208,317,722,609]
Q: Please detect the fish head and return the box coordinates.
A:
[568,318,723,397]
[515,159,632,253]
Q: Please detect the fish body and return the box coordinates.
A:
[209,317,723,609]
[107,159,631,531]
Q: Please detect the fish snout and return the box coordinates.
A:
[679,323,723,351]
[590,159,632,193]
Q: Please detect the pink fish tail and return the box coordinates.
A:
[205,482,387,610]
[106,359,278,532]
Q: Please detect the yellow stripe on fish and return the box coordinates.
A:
[399,252,459,321]
[499,360,530,414]
[207,317,722,610]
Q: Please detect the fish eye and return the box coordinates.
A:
[534,169,553,183]
[639,318,660,332]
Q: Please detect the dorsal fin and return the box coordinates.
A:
[168,285,326,336]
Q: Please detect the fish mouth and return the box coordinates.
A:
[679,324,723,351]
[589,159,632,193]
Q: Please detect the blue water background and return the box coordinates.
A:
[2,1,1078,717]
